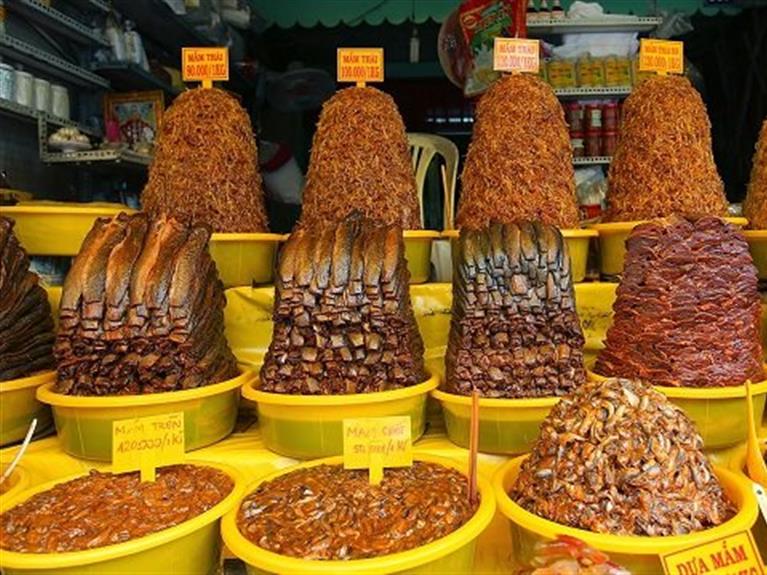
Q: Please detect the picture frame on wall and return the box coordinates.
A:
[103,90,165,150]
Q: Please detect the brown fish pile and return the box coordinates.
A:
[606,76,727,221]
[260,215,425,394]
[744,119,767,229]
[142,87,269,233]
[54,213,238,395]
[445,222,585,397]
[457,75,580,230]
[0,216,55,382]
[300,87,421,229]
[511,378,735,536]
[595,216,763,387]
[237,462,477,560]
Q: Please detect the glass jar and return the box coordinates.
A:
[602,130,618,157]
[603,103,619,131]
[585,130,601,157]
[0,62,14,101]
[13,70,33,107]
[570,131,585,157]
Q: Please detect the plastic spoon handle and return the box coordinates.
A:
[745,381,767,485]
[0,418,37,486]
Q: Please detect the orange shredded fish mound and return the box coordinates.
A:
[142,87,269,233]
[744,120,767,229]
[457,74,580,230]
[299,86,421,230]
[606,75,727,222]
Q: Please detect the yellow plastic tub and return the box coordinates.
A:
[0,372,54,447]
[432,389,559,454]
[0,461,245,575]
[403,230,439,284]
[589,217,749,278]
[744,230,767,281]
[494,455,759,574]
[208,232,285,288]
[442,228,595,283]
[0,463,29,506]
[0,202,134,256]
[221,454,496,575]
[242,374,439,459]
[587,369,767,450]
[36,369,253,461]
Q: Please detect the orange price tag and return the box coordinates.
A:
[639,39,684,76]
[661,531,765,575]
[343,416,412,485]
[337,48,384,87]
[493,38,540,74]
[182,47,229,88]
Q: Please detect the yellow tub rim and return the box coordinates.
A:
[742,229,767,239]
[493,455,758,556]
[586,369,767,399]
[441,228,597,239]
[431,388,561,409]
[221,453,496,575]
[243,372,439,406]
[0,370,55,393]
[589,216,749,233]
[209,232,287,242]
[0,460,246,570]
[37,367,254,408]
[403,230,441,240]
[0,203,134,216]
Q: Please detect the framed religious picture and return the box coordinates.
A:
[103,90,164,149]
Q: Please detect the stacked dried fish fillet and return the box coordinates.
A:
[512,378,735,536]
[54,213,238,395]
[457,75,580,230]
[744,120,767,229]
[300,87,421,229]
[606,76,727,221]
[596,216,763,387]
[0,216,55,381]
[445,222,585,397]
[260,215,425,394]
[142,87,269,233]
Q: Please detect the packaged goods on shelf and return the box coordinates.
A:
[445,222,586,398]
[458,74,580,229]
[606,76,727,221]
[142,87,269,233]
[744,119,767,229]
[0,216,55,382]
[511,377,734,535]
[300,87,421,230]
[260,214,425,394]
[55,212,238,395]
[595,216,763,387]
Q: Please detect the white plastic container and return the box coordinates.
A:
[13,70,33,107]
[0,62,14,101]
[50,84,70,119]
[33,77,50,113]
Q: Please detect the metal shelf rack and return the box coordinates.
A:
[573,156,612,166]
[554,86,632,99]
[6,0,108,46]
[528,17,662,35]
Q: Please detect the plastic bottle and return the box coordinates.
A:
[105,14,127,62]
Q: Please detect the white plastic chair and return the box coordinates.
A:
[407,133,459,229]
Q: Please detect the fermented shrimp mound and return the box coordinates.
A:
[457,74,580,230]
[606,76,727,221]
[511,378,734,536]
[142,87,269,232]
[744,119,767,229]
[299,86,421,229]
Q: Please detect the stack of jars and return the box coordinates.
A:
[565,100,621,158]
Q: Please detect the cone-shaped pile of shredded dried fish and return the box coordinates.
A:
[0,216,55,382]
[511,377,735,536]
[142,87,268,233]
[299,87,421,229]
[606,76,727,221]
[260,214,425,394]
[744,119,767,229]
[54,213,238,395]
[457,75,580,230]
[445,222,585,397]
[596,216,763,387]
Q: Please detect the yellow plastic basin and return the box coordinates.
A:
[0,372,54,447]
[0,463,29,506]
[221,454,496,575]
[589,217,749,278]
[442,228,595,283]
[208,232,285,288]
[744,230,767,281]
[494,455,759,574]
[242,374,439,459]
[587,369,767,450]
[0,203,135,256]
[36,369,253,461]
[432,389,559,455]
[403,230,439,284]
[0,461,245,575]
